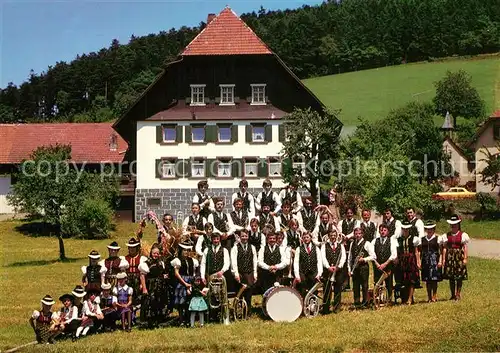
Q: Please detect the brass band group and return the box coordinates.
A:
[29,178,470,344]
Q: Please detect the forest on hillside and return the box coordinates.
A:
[0,0,498,123]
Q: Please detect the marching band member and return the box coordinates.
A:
[360,209,378,242]
[419,221,443,303]
[208,197,234,250]
[312,211,336,247]
[158,213,175,244]
[321,229,346,313]
[229,198,249,248]
[29,295,59,344]
[81,250,106,292]
[192,180,215,219]
[297,196,319,233]
[277,201,299,231]
[231,179,256,220]
[182,203,207,242]
[348,227,375,308]
[382,208,402,238]
[138,244,168,328]
[200,233,231,282]
[395,220,421,305]
[99,242,129,289]
[406,207,425,238]
[248,218,266,252]
[231,229,258,315]
[171,240,199,327]
[124,238,147,311]
[278,179,303,214]
[338,208,361,241]
[258,232,288,292]
[258,200,280,232]
[276,231,292,284]
[371,224,398,303]
[286,218,302,250]
[293,232,323,298]
[195,222,214,257]
[442,214,469,301]
[255,178,281,215]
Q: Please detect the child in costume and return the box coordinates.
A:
[419,221,443,302]
[113,272,133,331]
[53,293,79,338]
[29,295,59,344]
[188,277,209,327]
[81,250,106,291]
[99,283,118,331]
[75,290,103,339]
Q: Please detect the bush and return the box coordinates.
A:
[476,192,500,220]
[61,198,114,239]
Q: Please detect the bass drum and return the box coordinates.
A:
[262,285,303,322]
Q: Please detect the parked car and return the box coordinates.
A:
[432,187,476,200]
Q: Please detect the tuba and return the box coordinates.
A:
[207,274,230,325]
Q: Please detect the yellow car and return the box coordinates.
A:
[432,187,476,200]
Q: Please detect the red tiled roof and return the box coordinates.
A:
[490,110,500,118]
[181,7,272,56]
[0,123,127,164]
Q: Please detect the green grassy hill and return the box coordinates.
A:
[304,55,500,128]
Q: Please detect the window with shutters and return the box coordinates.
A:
[293,160,306,177]
[251,84,266,105]
[163,127,176,142]
[192,126,205,142]
[191,160,205,178]
[252,126,265,142]
[161,160,176,178]
[219,84,235,105]
[269,157,282,177]
[218,126,231,142]
[217,159,232,177]
[244,158,258,177]
[190,84,206,106]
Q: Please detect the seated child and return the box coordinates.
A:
[53,293,79,339]
[100,283,118,331]
[75,290,103,339]
[29,295,59,344]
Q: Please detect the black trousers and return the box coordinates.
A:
[239,273,255,312]
[260,269,281,294]
[322,270,344,313]
[373,264,393,300]
[298,272,316,299]
[352,265,369,306]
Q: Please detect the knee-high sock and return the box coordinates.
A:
[200,312,205,325]
[82,326,90,336]
[75,326,84,337]
[190,312,196,327]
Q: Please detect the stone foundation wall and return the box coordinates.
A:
[135,188,308,222]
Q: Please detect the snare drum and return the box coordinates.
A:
[262,285,303,322]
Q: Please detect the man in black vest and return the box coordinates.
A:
[200,233,230,282]
[321,230,346,313]
[208,197,233,250]
[192,180,215,219]
[248,218,265,252]
[277,201,298,232]
[406,207,425,239]
[231,179,256,220]
[293,232,323,298]
[339,207,360,291]
[257,232,287,292]
[297,196,319,233]
[383,208,402,238]
[230,229,258,314]
[182,203,207,243]
[229,198,249,242]
[371,224,398,303]
[278,179,303,214]
[255,178,280,216]
[258,200,279,233]
[360,209,378,243]
[348,227,375,308]
[312,211,336,247]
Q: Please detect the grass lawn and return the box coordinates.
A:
[436,219,500,240]
[304,55,500,126]
[1,220,500,352]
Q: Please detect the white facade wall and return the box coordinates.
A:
[0,175,14,214]
[442,139,474,185]
[474,125,500,194]
[136,120,287,190]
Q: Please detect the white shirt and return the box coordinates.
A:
[293,243,323,280]
[440,232,470,245]
[99,294,117,307]
[138,259,165,275]
[277,188,304,214]
[248,230,266,249]
[255,190,281,214]
[59,306,78,324]
[321,242,346,269]
[192,193,215,212]
[200,245,230,278]
[98,256,129,274]
[32,310,59,320]
[408,217,425,238]
[230,243,258,279]
[170,257,200,270]
[182,214,207,235]
[383,217,402,238]
[82,300,102,317]
[207,211,235,236]
[231,191,256,219]
[112,284,133,297]
[370,236,398,263]
[257,244,288,270]
[347,238,376,273]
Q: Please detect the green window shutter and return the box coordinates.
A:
[155,159,162,178]
[156,125,163,143]
[265,125,273,142]
[183,159,191,178]
[206,125,217,142]
[245,125,252,142]
[232,159,242,178]
[231,125,238,143]
[185,126,192,143]
[206,159,216,178]
[282,157,292,176]
[278,124,286,142]
[175,126,183,143]
[257,158,268,177]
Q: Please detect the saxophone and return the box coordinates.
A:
[207,274,230,325]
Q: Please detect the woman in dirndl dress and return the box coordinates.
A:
[138,244,168,328]
[29,295,58,344]
[171,240,199,326]
[396,220,421,305]
[419,221,443,302]
[442,214,469,301]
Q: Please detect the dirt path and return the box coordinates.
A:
[467,238,500,260]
